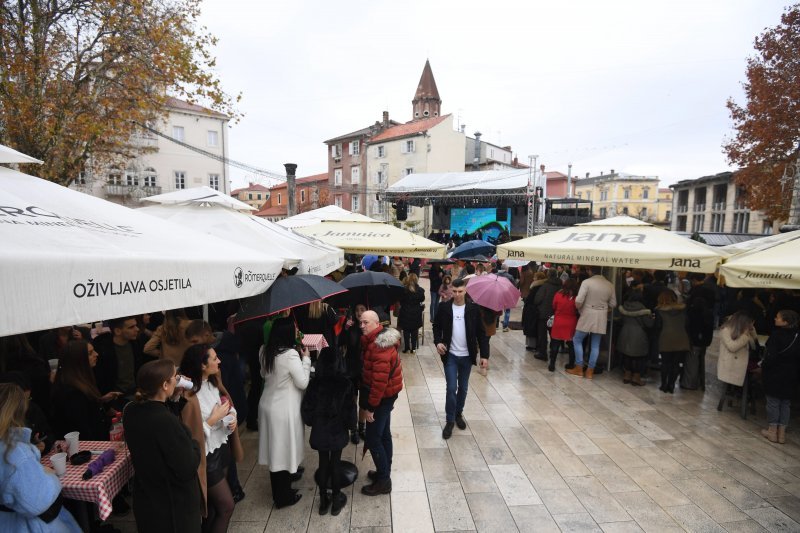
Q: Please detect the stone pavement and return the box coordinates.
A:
[111,303,800,532]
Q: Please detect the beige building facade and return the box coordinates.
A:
[573,171,670,224]
[71,98,230,206]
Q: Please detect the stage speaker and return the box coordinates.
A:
[395,202,408,221]
[496,207,507,221]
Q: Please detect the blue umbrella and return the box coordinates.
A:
[361,255,380,270]
[449,240,495,259]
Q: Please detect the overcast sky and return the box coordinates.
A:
[197,0,792,190]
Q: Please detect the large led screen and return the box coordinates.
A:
[450,208,511,242]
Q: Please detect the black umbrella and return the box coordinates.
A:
[449,240,495,259]
[234,275,348,323]
[337,271,404,308]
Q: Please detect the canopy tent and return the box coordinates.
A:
[719,233,800,289]
[496,216,727,273]
[720,229,800,255]
[384,169,531,208]
[139,203,344,276]
[140,185,256,211]
[294,220,447,259]
[0,166,285,336]
[277,204,376,229]
[0,144,43,164]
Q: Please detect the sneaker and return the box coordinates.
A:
[503,327,509,332]
[442,421,454,439]
[455,413,466,430]
[361,478,392,496]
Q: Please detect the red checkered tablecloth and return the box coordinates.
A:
[302,333,329,352]
[42,441,133,520]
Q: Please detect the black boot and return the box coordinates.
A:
[564,349,575,370]
[361,478,392,496]
[319,490,331,515]
[350,429,360,445]
[330,492,347,516]
[357,422,366,440]
[548,348,557,372]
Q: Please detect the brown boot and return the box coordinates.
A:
[566,365,584,377]
[631,373,644,386]
[585,368,595,380]
[761,425,778,443]
[623,370,631,384]
[777,426,786,444]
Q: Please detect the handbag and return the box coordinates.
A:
[546,315,555,328]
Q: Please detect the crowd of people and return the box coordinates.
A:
[1,255,799,532]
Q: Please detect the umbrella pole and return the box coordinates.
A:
[203,303,209,323]
[607,267,618,372]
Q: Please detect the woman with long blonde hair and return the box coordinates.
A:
[144,309,193,365]
[0,383,81,531]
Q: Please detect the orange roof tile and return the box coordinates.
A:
[268,173,328,191]
[253,205,287,217]
[370,115,450,143]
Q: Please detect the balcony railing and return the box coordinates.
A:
[676,205,688,213]
[693,203,706,212]
[105,184,162,197]
[712,202,726,211]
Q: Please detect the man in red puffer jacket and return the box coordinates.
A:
[358,310,403,496]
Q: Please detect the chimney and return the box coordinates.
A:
[284,163,297,217]
[585,172,590,178]
[611,168,615,175]
[473,131,482,171]
[460,124,466,134]
[600,171,604,176]
[382,111,389,128]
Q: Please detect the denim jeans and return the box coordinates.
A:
[365,397,396,480]
[444,353,473,422]
[572,330,602,369]
[430,291,440,322]
[502,309,511,328]
[766,395,791,426]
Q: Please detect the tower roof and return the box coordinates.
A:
[413,59,440,103]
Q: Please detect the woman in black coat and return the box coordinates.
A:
[124,359,203,533]
[51,340,119,441]
[398,273,425,353]
[761,309,800,445]
[307,348,356,516]
[522,272,547,352]
[341,304,367,444]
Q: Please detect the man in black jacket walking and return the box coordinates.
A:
[433,279,489,439]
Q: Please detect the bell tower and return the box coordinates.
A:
[412,59,441,121]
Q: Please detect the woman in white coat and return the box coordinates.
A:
[717,310,757,387]
[258,317,311,509]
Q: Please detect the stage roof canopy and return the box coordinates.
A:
[387,170,530,193]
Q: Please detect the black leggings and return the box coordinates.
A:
[203,476,234,533]
[403,329,418,351]
[660,351,685,391]
[317,449,343,494]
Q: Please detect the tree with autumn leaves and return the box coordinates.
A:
[0,0,239,185]
[724,3,800,222]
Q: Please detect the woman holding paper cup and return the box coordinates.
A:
[0,383,82,532]
[124,359,203,533]
[52,341,120,442]
[180,344,236,533]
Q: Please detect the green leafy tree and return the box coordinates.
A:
[0,0,240,184]
[724,4,800,221]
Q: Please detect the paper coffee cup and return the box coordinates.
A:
[50,452,67,477]
[64,431,79,456]
[48,359,59,372]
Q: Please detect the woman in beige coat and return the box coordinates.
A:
[567,269,617,379]
[717,311,757,387]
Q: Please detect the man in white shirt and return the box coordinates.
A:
[433,279,490,439]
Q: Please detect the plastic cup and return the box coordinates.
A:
[48,359,59,372]
[50,452,67,477]
[222,414,235,435]
[64,431,80,456]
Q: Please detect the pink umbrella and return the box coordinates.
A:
[465,274,520,312]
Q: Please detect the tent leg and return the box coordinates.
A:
[608,267,618,372]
